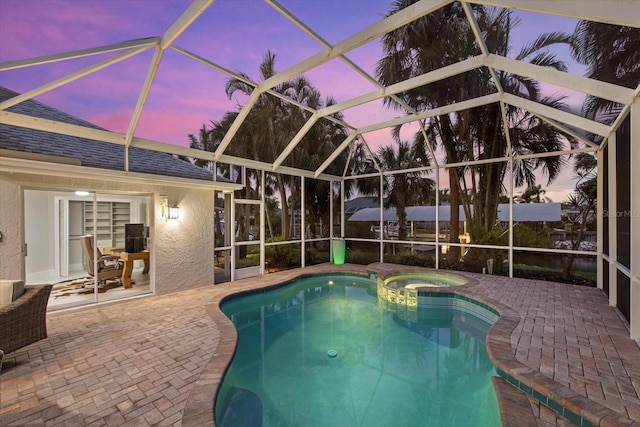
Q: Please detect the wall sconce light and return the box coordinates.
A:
[168,205,180,220]
[159,195,179,221]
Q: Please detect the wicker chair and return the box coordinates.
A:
[0,284,53,369]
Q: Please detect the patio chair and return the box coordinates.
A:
[80,235,124,285]
[0,282,53,370]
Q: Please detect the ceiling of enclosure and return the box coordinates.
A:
[0,0,638,186]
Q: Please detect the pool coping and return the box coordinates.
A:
[182,264,636,427]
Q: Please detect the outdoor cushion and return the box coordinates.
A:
[0,280,24,309]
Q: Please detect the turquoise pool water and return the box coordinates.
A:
[216,275,500,427]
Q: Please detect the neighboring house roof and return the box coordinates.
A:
[497,203,561,222]
[349,203,562,222]
[348,205,468,222]
[344,197,382,214]
[0,86,226,182]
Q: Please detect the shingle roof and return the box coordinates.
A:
[344,197,383,214]
[0,86,224,182]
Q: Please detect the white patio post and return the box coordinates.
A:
[435,167,440,269]
[379,173,384,263]
[230,191,236,282]
[340,180,345,238]
[508,155,514,278]
[260,170,265,275]
[607,132,617,308]
[330,180,334,262]
[301,176,306,268]
[596,141,604,290]
[630,103,639,340]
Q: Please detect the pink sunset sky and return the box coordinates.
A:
[0,0,588,200]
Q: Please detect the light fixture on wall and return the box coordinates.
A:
[168,205,180,220]
[75,190,90,196]
[160,195,180,221]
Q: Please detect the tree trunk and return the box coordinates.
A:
[562,208,590,281]
[265,205,274,241]
[449,167,461,261]
[277,175,290,240]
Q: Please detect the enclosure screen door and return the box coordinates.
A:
[233,199,263,280]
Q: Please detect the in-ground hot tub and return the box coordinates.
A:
[376,271,468,307]
[382,271,468,289]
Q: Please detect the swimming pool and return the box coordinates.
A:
[216,274,500,427]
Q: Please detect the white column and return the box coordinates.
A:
[379,173,384,263]
[508,156,514,278]
[329,181,334,240]
[596,145,604,290]
[340,181,345,238]
[301,177,306,268]
[608,132,617,307]
[435,167,440,269]
[230,193,236,282]
[630,104,639,340]
[260,170,265,276]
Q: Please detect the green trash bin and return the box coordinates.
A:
[332,239,346,265]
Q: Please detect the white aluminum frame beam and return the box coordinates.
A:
[0,111,124,145]
[358,93,500,134]
[218,154,341,182]
[124,0,214,156]
[314,133,358,178]
[502,93,611,137]
[0,46,153,111]
[260,0,452,92]
[267,0,418,118]
[468,0,640,28]
[161,0,215,49]
[0,157,243,192]
[319,55,485,117]
[0,110,343,182]
[486,54,635,106]
[0,37,160,71]
[461,2,504,94]
[533,113,601,149]
[212,0,451,162]
[124,46,164,154]
[213,89,262,161]
[170,45,354,132]
[630,103,640,340]
[266,0,420,167]
[272,113,319,170]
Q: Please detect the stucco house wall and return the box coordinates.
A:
[0,178,24,280]
[0,172,216,295]
[153,185,215,294]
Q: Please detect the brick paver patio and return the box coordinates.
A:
[1,263,638,426]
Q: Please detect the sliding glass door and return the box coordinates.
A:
[24,189,152,311]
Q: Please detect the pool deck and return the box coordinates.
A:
[1,263,638,426]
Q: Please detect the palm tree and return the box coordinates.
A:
[285,94,351,239]
[223,51,319,240]
[186,124,216,170]
[562,152,597,280]
[359,140,435,241]
[516,184,549,203]
[191,51,352,242]
[570,21,640,122]
[377,2,573,252]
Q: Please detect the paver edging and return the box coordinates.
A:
[464,283,637,427]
